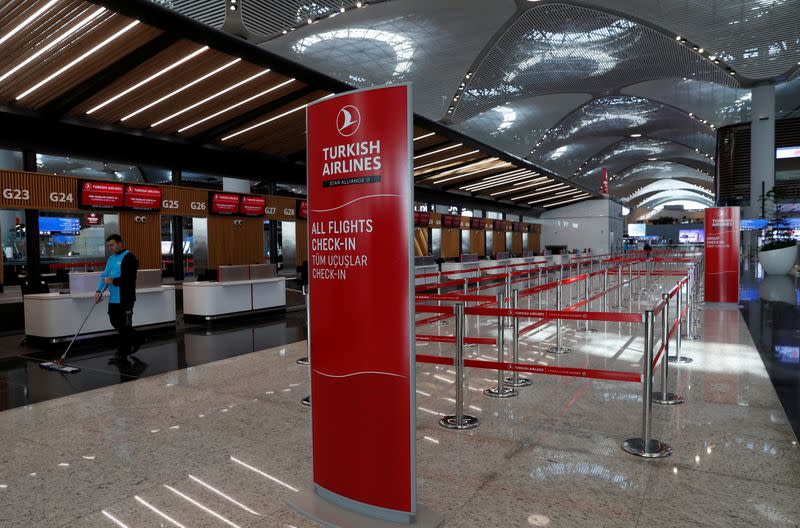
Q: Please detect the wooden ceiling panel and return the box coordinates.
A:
[0,5,162,108]
[414,152,487,178]
[219,89,327,149]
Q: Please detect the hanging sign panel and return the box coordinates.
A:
[79,180,124,209]
[306,84,415,520]
[704,206,740,303]
[124,184,161,210]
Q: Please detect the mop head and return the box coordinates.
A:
[39,361,80,374]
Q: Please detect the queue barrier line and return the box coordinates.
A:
[463,306,644,324]
[415,354,640,383]
[415,294,496,303]
[415,335,496,345]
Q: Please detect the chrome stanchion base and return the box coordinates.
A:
[682,334,702,341]
[651,391,685,405]
[504,376,532,387]
[301,396,311,407]
[484,386,518,398]
[668,355,694,364]
[432,320,449,326]
[546,345,571,354]
[464,343,479,349]
[621,438,672,458]
[296,357,310,365]
[439,415,480,430]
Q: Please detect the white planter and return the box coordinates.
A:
[758,244,798,275]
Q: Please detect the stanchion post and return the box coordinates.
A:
[653,294,684,404]
[580,275,596,333]
[485,293,517,398]
[434,272,448,326]
[670,280,693,363]
[297,285,310,365]
[622,310,672,458]
[505,290,531,387]
[603,269,609,312]
[440,303,480,429]
[546,284,570,354]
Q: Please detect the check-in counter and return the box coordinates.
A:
[24,286,176,343]
[479,259,513,275]
[183,277,286,321]
[414,265,439,286]
[440,261,480,280]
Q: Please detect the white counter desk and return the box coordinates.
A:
[24,286,176,343]
[182,277,286,321]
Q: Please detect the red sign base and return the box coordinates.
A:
[289,489,444,528]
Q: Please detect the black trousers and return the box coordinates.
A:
[108,303,140,354]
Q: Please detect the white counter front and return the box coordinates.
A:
[414,265,439,286]
[24,286,176,340]
[183,278,286,319]
[440,262,481,280]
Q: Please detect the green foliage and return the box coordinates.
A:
[761,239,796,252]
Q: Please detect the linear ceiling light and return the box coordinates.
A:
[0,7,106,85]
[463,172,534,192]
[512,184,568,200]
[0,0,60,47]
[459,168,529,190]
[16,19,140,101]
[427,159,509,183]
[179,78,295,133]
[490,177,549,196]
[151,69,270,127]
[531,191,585,205]
[413,132,435,141]
[414,143,462,160]
[542,195,590,208]
[414,150,480,171]
[122,58,241,121]
[88,45,209,115]
[221,103,307,141]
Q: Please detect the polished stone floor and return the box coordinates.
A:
[0,273,797,527]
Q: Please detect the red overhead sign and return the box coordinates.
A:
[306,85,414,519]
[124,184,161,210]
[239,195,266,216]
[704,207,740,303]
[209,192,240,215]
[79,181,124,209]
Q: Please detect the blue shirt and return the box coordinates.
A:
[97,250,129,304]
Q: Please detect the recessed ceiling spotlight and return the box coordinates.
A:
[648,158,658,161]
[675,35,682,40]
[730,71,736,75]
[630,133,642,138]
[356,1,363,7]
[340,6,346,12]
[307,18,312,23]
[697,48,704,53]
[282,29,288,34]
[692,46,698,51]
[714,60,720,64]
[688,112,694,117]
[708,55,717,61]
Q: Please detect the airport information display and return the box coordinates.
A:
[79,181,124,209]
[306,84,415,521]
[124,185,161,211]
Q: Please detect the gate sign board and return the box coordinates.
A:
[704,206,740,303]
[306,85,415,521]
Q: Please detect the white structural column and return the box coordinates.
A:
[748,84,775,218]
[222,177,251,194]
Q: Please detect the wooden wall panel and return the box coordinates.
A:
[414,228,429,256]
[492,231,506,256]
[529,232,541,253]
[296,220,308,266]
[511,232,523,254]
[118,211,161,269]
[0,170,79,211]
[207,216,264,269]
[160,186,209,216]
[441,228,460,259]
[469,230,485,256]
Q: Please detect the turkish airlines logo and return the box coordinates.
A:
[336,105,360,137]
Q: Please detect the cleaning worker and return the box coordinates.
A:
[95,234,142,359]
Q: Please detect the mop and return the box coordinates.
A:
[39,285,108,374]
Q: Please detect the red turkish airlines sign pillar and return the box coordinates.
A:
[297,84,437,526]
[704,207,740,303]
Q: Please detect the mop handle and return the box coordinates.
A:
[61,284,109,361]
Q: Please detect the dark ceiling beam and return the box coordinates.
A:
[39,32,181,116]
[0,106,304,184]
[190,85,318,144]
[89,0,354,95]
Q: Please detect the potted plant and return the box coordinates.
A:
[758,188,798,275]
